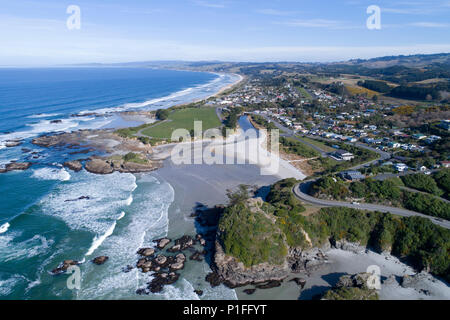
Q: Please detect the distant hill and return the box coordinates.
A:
[345,53,450,68]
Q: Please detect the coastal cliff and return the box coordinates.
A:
[206,179,450,290]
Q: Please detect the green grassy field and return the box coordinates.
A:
[141,107,221,139]
[296,87,312,100]
[298,136,335,153]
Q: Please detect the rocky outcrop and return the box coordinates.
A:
[63,160,83,172]
[401,272,434,295]
[51,260,79,275]
[5,140,22,147]
[0,162,32,173]
[243,289,256,295]
[331,239,365,253]
[85,159,114,175]
[117,161,160,173]
[290,277,307,289]
[168,236,195,252]
[288,246,329,273]
[212,241,290,288]
[32,135,64,147]
[154,238,171,249]
[137,248,155,257]
[93,256,109,265]
[321,273,379,300]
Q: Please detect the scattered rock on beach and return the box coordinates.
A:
[154,255,168,266]
[205,272,223,288]
[243,289,256,295]
[255,280,282,290]
[148,272,180,293]
[194,290,204,296]
[137,248,155,257]
[289,278,307,289]
[154,238,171,249]
[189,251,204,262]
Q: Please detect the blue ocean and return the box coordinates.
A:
[0,68,239,299]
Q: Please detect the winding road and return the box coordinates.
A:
[292,181,450,230]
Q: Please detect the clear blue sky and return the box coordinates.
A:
[0,0,449,65]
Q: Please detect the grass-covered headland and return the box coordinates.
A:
[217,179,450,282]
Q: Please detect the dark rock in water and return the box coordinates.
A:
[51,260,79,275]
[243,289,256,295]
[154,238,171,249]
[93,256,109,265]
[5,140,23,147]
[50,119,63,124]
[167,244,182,253]
[189,251,204,262]
[290,278,307,289]
[63,160,83,172]
[21,148,32,153]
[136,288,149,295]
[122,265,134,273]
[137,248,155,257]
[154,255,168,266]
[174,235,195,251]
[148,272,180,293]
[3,162,32,172]
[206,272,223,288]
[69,149,92,155]
[255,280,282,290]
[194,290,204,296]
[65,196,90,202]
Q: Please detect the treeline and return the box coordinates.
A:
[401,173,445,197]
[357,80,442,100]
[389,85,441,100]
[357,80,392,93]
[311,176,450,220]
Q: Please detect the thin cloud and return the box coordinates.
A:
[192,0,226,8]
[409,22,450,27]
[256,9,296,16]
[276,19,361,30]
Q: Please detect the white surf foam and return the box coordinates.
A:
[77,73,239,116]
[85,221,117,257]
[0,116,113,146]
[0,275,24,296]
[0,234,54,262]
[117,211,126,221]
[31,167,71,182]
[0,223,10,234]
[38,170,137,235]
[76,174,175,300]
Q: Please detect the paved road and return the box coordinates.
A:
[293,182,450,230]
[216,107,224,122]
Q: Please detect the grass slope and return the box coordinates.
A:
[141,107,221,139]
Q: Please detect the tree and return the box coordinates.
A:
[156,109,169,120]
[226,184,250,206]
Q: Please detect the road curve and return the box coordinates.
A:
[293,182,450,230]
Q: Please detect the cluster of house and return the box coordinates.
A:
[209,80,301,107]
